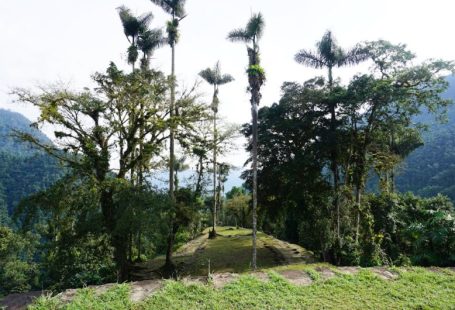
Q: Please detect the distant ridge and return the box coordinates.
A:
[0,109,62,216]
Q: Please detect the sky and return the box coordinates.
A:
[1,0,455,173]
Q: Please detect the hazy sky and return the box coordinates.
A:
[1,0,455,168]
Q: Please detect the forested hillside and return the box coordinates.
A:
[0,109,62,218]
[396,76,455,201]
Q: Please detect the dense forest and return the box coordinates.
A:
[395,76,455,200]
[0,109,62,221]
[1,1,455,302]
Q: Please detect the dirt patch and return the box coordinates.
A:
[277,270,313,285]
[371,267,399,280]
[211,273,239,289]
[0,291,48,310]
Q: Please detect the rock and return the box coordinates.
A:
[211,273,239,289]
[371,267,399,280]
[277,270,313,285]
[130,279,163,303]
[0,291,48,310]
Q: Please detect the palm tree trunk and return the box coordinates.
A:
[166,42,176,268]
[327,65,342,248]
[210,109,218,238]
[251,101,258,270]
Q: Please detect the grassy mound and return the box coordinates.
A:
[132,226,314,279]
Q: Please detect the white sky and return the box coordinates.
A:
[1,0,455,168]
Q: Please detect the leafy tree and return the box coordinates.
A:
[0,185,11,227]
[199,61,234,238]
[345,41,453,243]
[224,187,251,228]
[12,64,171,281]
[0,226,38,294]
[242,79,333,257]
[228,12,265,270]
[295,31,368,245]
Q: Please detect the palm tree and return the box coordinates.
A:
[149,0,187,272]
[294,31,368,247]
[117,6,154,70]
[199,62,234,239]
[227,13,265,270]
[138,28,165,71]
[117,6,164,187]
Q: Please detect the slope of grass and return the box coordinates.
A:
[188,227,278,274]
[31,268,455,309]
[134,226,311,278]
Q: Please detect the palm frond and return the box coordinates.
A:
[294,50,326,69]
[339,45,370,66]
[172,0,186,18]
[149,0,186,18]
[199,68,217,85]
[138,12,154,31]
[149,0,173,14]
[227,29,250,42]
[138,28,165,55]
[219,74,234,85]
[316,30,341,65]
[117,6,141,40]
[246,12,265,40]
[200,62,234,86]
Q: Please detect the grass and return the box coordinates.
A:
[31,268,455,309]
[135,226,287,277]
[188,227,278,275]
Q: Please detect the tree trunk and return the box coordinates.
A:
[100,188,129,281]
[327,69,341,248]
[166,43,176,267]
[137,228,142,261]
[355,185,361,245]
[113,234,129,282]
[164,222,178,278]
[210,109,217,239]
[169,44,176,200]
[251,101,258,270]
[128,231,133,262]
[195,156,204,197]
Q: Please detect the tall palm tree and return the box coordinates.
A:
[199,62,234,239]
[228,13,265,270]
[117,6,154,70]
[149,0,186,271]
[294,31,368,247]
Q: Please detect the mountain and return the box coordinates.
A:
[0,109,62,218]
[395,76,455,201]
[0,109,51,155]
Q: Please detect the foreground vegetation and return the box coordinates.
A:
[30,267,455,309]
